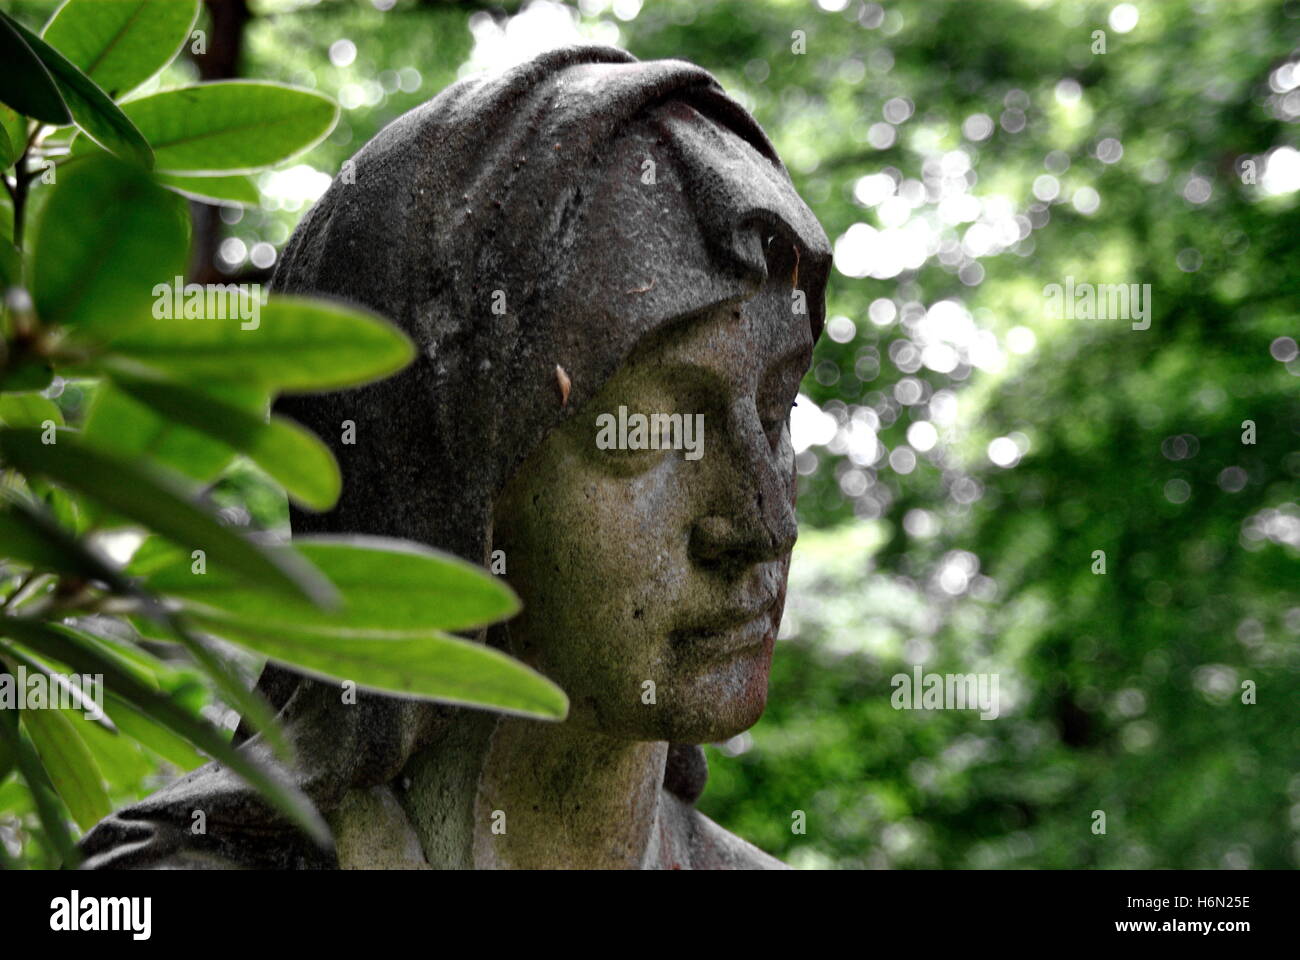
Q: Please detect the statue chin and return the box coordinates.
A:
[662,641,776,744]
[585,638,777,745]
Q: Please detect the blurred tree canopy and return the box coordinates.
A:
[2,0,1296,870]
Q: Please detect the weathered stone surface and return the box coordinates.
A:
[80,45,829,870]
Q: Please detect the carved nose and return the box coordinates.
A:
[690,510,795,572]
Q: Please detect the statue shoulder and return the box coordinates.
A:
[78,761,336,870]
[658,788,788,870]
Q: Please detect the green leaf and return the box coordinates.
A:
[30,479,86,535]
[157,172,258,206]
[72,618,175,692]
[0,359,54,393]
[31,154,188,337]
[0,392,61,427]
[70,699,151,789]
[0,491,132,592]
[42,0,200,101]
[115,81,338,174]
[126,610,291,763]
[143,536,522,633]
[0,428,337,608]
[0,12,71,125]
[0,619,330,847]
[138,536,568,720]
[0,507,75,573]
[0,706,80,865]
[103,691,204,769]
[108,368,341,510]
[6,13,151,167]
[106,295,416,392]
[0,726,13,783]
[16,691,112,830]
[0,242,21,295]
[82,379,257,484]
[1,641,116,733]
[206,619,568,719]
[175,639,281,754]
[0,103,26,168]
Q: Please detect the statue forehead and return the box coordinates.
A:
[548,98,823,363]
[497,92,826,484]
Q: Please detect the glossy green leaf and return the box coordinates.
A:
[6,14,151,166]
[0,707,79,865]
[143,535,521,633]
[157,172,258,206]
[106,295,415,392]
[137,536,566,719]
[0,392,61,427]
[108,368,341,510]
[204,618,566,719]
[116,81,338,174]
[132,612,291,762]
[0,618,329,846]
[30,479,86,535]
[82,380,255,484]
[0,428,337,608]
[0,12,70,125]
[139,538,566,718]
[31,154,188,336]
[0,103,25,168]
[2,641,116,733]
[42,0,200,100]
[70,697,151,786]
[73,619,175,692]
[103,691,204,769]
[17,692,111,830]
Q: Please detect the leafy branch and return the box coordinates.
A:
[0,0,565,868]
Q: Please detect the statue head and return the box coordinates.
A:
[75,50,830,870]
[271,44,830,767]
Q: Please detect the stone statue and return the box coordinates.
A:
[80,45,831,869]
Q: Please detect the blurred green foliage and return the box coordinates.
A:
[647,0,1300,869]
[5,0,1296,870]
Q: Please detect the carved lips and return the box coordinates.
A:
[672,597,778,660]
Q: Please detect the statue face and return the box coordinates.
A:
[492,269,811,744]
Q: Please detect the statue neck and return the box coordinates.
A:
[473,717,669,869]
[398,711,671,869]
